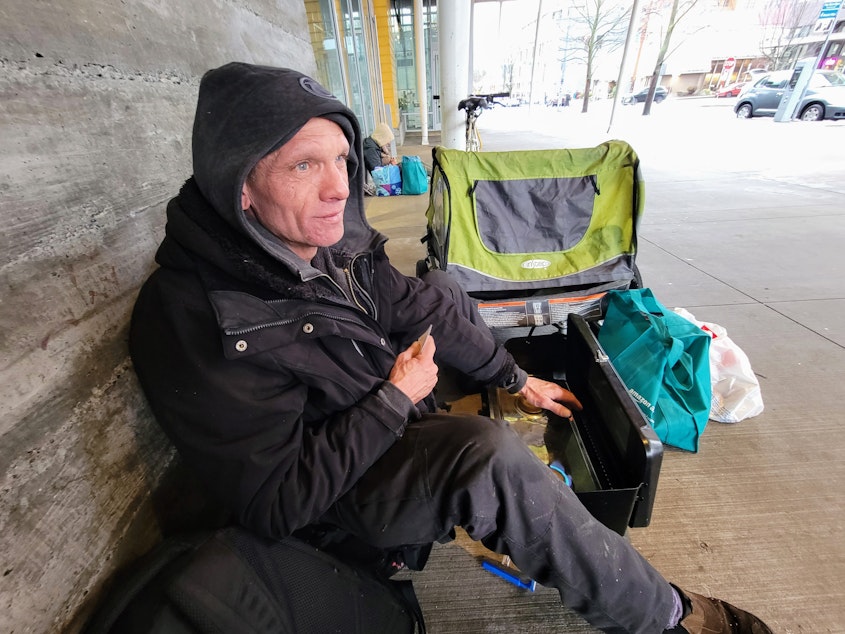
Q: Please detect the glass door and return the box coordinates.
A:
[308,0,377,134]
[309,0,349,104]
[339,0,376,133]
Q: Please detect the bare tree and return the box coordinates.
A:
[558,0,631,113]
[642,0,702,115]
[758,0,816,70]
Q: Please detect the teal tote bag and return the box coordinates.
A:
[598,289,712,452]
[400,155,428,195]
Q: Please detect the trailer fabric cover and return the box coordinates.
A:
[425,141,643,294]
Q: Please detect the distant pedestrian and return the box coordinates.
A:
[363,122,397,173]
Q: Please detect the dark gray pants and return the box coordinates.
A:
[322,269,676,632]
[322,412,675,633]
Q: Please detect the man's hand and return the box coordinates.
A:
[388,335,438,405]
[518,376,583,419]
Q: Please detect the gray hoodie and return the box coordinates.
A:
[191,62,385,273]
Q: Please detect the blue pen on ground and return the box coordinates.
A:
[549,460,573,487]
[481,556,537,591]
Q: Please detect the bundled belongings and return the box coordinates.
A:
[599,289,712,453]
[673,307,765,424]
[371,163,402,196]
[401,155,428,195]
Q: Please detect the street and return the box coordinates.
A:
[476,96,845,185]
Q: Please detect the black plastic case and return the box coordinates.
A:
[485,313,663,535]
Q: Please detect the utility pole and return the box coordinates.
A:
[630,0,655,91]
[528,0,544,109]
[609,0,641,132]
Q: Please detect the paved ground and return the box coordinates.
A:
[365,98,845,633]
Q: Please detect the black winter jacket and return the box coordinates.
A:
[129,64,521,540]
[363,136,386,173]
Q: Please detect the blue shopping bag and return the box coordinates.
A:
[371,164,402,196]
[400,156,428,195]
[598,289,712,452]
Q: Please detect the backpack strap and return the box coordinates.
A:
[391,578,427,634]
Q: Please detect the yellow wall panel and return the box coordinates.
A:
[373,0,399,128]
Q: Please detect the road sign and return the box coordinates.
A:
[818,1,842,19]
[815,1,842,32]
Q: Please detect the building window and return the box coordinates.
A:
[306,0,377,133]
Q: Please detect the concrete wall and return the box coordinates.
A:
[0,1,316,631]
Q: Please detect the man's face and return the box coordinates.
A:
[242,117,350,261]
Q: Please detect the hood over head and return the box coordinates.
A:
[191,62,383,262]
[370,122,394,147]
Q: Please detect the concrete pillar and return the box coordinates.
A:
[438,0,472,149]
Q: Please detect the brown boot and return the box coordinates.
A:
[671,588,774,633]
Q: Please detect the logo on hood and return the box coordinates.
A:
[521,259,551,270]
[299,77,337,100]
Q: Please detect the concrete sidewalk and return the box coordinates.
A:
[365,110,845,633]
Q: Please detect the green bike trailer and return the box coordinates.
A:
[419,140,644,332]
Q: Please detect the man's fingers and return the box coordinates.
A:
[566,393,584,411]
[550,386,583,411]
[520,377,582,416]
[543,398,572,419]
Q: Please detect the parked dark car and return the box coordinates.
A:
[734,70,845,121]
[621,85,668,105]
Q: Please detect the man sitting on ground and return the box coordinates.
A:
[129,62,773,634]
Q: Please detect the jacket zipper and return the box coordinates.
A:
[305,257,375,318]
[346,253,378,318]
[223,311,360,336]
[222,254,380,340]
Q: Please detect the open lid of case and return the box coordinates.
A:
[500,313,662,532]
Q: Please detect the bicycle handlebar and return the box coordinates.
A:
[458,91,511,112]
[476,91,511,100]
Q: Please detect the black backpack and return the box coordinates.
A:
[83,527,425,633]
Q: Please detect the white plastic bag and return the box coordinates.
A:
[673,308,764,423]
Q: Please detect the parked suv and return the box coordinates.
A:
[621,85,668,105]
[734,70,845,121]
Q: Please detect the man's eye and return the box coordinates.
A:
[336,154,349,164]
[295,161,309,171]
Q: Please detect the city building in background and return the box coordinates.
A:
[392,1,441,132]
[303,0,844,136]
[775,0,845,72]
[305,0,385,134]
[305,0,439,138]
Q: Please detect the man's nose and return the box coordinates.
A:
[324,164,350,199]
